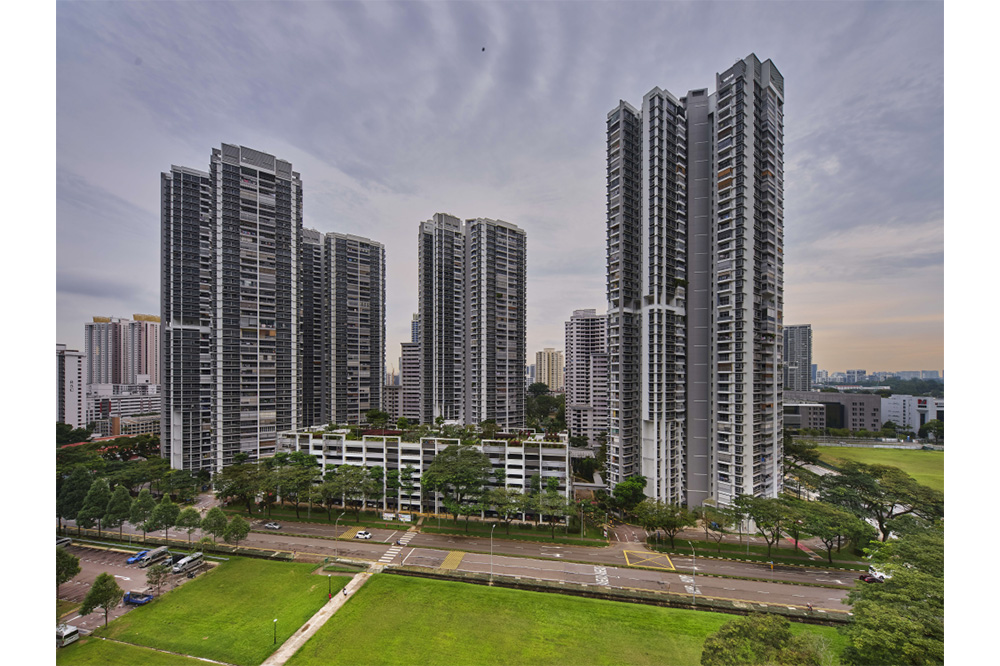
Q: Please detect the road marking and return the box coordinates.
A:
[440,551,465,570]
[594,566,610,586]
[114,576,131,581]
[622,550,675,570]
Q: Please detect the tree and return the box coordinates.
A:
[820,462,943,541]
[214,460,259,516]
[634,499,696,549]
[80,572,124,628]
[224,515,250,547]
[700,613,831,666]
[145,562,171,595]
[783,441,821,468]
[57,466,93,531]
[176,507,202,547]
[486,487,524,535]
[396,417,410,430]
[612,475,648,515]
[538,477,571,538]
[77,477,112,537]
[528,382,550,397]
[365,409,391,430]
[421,445,493,523]
[151,496,181,542]
[700,505,735,553]
[56,546,81,598]
[918,419,943,441]
[201,506,228,543]
[328,465,370,521]
[802,501,875,564]
[104,484,134,541]
[737,496,787,558]
[130,488,157,542]
[479,419,500,440]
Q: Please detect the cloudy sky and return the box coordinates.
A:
[54,0,944,375]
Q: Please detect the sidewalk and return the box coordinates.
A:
[259,571,370,666]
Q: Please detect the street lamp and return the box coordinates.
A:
[688,541,697,605]
[273,618,277,645]
[490,523,497,585]
[334,511,346,557]
[328,574,332,597]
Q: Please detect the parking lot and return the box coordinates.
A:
[58,544,209,633]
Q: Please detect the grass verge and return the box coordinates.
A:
[648,537,866,570]
[286,574,848,666]
[96,557,347,666]
[58,599,80,621]
[420,524,606,547]
[815,446,943,491]
[57,637,208,665]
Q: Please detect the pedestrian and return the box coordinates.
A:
[343,587,348,596]
[807,603,813,613]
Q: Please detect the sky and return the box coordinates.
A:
[53,0,944,375]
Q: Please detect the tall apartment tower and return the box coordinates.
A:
[535,348,565,391]
[417,214,526,429]
[162,144,303,472]
[606,54,784,507]
[783,324,812,391]
[57,344,87,428]
[322,232,386,425]
[299,228,325,428]
[85,315,161,385]
[565,309,609,447]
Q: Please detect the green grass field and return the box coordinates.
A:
[816,446,943,491]
[286,575,848,666]
[57,599,80,621]
[57,637,208,665]
[97,557,347,666]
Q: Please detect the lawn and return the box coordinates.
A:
[286,575,848,666]
[97,557,347,666]
[58,599,80,621]
[816,446,943,491]
[57,637,208,665]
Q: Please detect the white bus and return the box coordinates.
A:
[138,546,170,568]
[57,536,72,548]
[172,552,203,574]
[56,624,79,648]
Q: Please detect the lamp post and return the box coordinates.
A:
[273,618,277,645]
[490,523,497,585]
[328,574,332,597]
[688,541,696,605]
[334,511,346,557]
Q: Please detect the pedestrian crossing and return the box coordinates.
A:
[377,531,416,564]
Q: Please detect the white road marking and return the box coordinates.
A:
[114,576,131,581]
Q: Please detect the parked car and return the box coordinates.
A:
[355,530,372,539]
[264,522,281,530]
[123,590,154,605]
[127,550,150,564]
[858,574,884,583]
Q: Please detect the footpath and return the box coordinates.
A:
[259,570,372,666]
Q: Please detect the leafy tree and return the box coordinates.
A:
[80,572,124,627]
[539,484,572,538]
[130,488,157,542]
[783,441,821,468]
[104,484,134,541]
[176,507,202,547]
[365,409,391,430]
[700,505,735,553]
[145,562,171,595]
[279,455,320,519]
[399,465,418,513]
[224,515,250,546]
[57,546,81,597]
[57,466,93,531]
[802,501,875,564]
[820,462,943,541]
[214,459,259,516]
[736,496,787,558]
[527,382,550,397]
[568,435,590,448]
[328,464,371,521]
[918,419,943,441]
[201,506,228,543]
[700,613,831,666]
[487,487,525,535]
[612,475,648,515]
[479,419,500,440]
[396,417,410,430]
[385,469,401,510]
[634,499,696,549]
[421,445,493,523]
[571,455,599,482]
[57,422,94,446]
[77,478,112,537]
[151,495,181,542]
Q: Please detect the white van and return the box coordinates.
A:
[138,546,170,568]
[56,624,79,648]
[172,552,204,574]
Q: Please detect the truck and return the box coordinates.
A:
[123,590,155,605]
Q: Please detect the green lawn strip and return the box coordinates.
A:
[420,525,607,547]
[286,574,847,666]
[649,539,866,570]
[815,446,943,491]
[225,505,413,529]
[57,599,80,621]
[96,557,347,666]
[57,637,209,666]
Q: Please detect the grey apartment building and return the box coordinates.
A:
[162,144,385,472]
[565,309,609,448]
[606,54,784,507]
[417,214,526,429]
[783,324,812,391]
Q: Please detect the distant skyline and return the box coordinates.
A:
[55,1,944,375]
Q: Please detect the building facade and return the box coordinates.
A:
[535,348,565,391]
[565,309,609,448]
[881,394,944,433]
[784,390,881,432]
[57,344,87,428]
[606,54,784,507]
[783,324,812,391]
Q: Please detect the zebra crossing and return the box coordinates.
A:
[594,565,610,586]
[377,531,416,564]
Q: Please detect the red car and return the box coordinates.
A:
[858,574,884,583]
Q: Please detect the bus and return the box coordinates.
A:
[56,624,79,648]
[138,546,170,568]
[172,552,203,574]
[56,536,72,548]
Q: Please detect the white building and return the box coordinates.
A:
[535,348,565,392]
[565,309,609,447]
[57,344,87,428]
[881,394,944,433]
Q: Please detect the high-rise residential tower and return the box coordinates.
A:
[535,348,565,391]
[565,309,609,447]
[417,214,526,429]
[605,54,784,507]
[57,344,87,428]
[783,324,812,391]
[162,144,303,472]
[84,315,161,385]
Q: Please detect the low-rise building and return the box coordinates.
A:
[782,403,826,431]
[783,391,881,432]
[881,394,944,432]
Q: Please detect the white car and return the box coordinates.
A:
[355,530,372,539]
[264,522,281,530]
